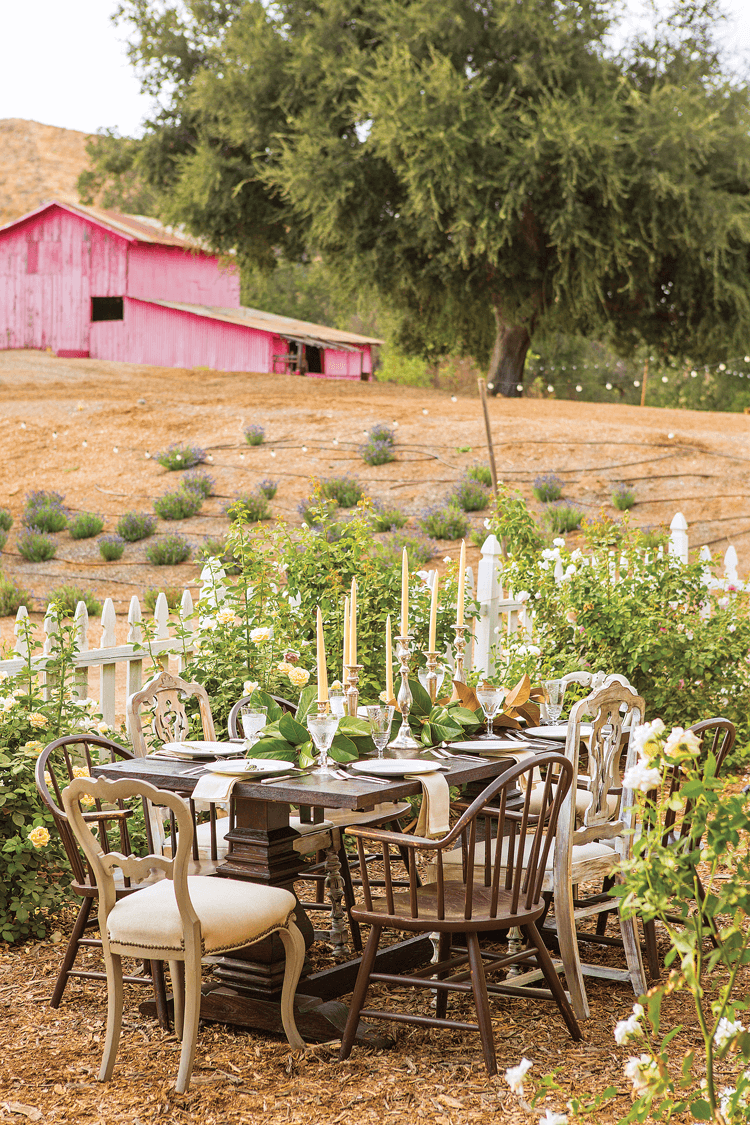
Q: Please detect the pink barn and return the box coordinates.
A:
[0,200,380,377]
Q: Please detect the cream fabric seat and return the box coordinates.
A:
[62,775,306,1095]
[528,782,618,825]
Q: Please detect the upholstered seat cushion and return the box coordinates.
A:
[528,782,619,824]
[106,876,297,956]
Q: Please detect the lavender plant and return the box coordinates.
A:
[116,512,156,542]
[182,469,215,498]
[155,442,207,470]
[99,535,125,561]
[533,473,564,503]
[244,424,265,446]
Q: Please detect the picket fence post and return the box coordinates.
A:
[99,599,117,727]
[669,512,689,563]
[73,601,89,699]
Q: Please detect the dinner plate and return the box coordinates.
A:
[448,739,534,753]
[162,741,243,759]
[349,759,442,777]
[207,759,295,778]
[524,723,593,740]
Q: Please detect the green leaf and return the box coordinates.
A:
[689,1099,711,1120]
[250,689,283,723]
[330,733,358,763]
[252,736,297,759]
[337,716,370,739]
[295,684,318,723]
[278,713,310,745]
[421,722,433,747]
[408,677,432,718]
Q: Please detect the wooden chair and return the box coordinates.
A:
[339,754,581,1075]
[128,671,228,862]
[34,735,169,1024]
[640,717,735,979]
[62,774,305,1093]
[228,693,411,953]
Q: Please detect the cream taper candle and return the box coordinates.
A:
[429,572,439,650]
[342,595,350,675]
[401,547,409,636]
[316,607,328,703]
[350,578,357,666]
[456,539,466,626]
[385,613,393,701]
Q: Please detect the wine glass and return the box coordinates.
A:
[541,679,566,725]
[475,686,504,739]
[307,713,340,774]
[366,704,394,758]
[241,705,267,749]
[329,687,346,719]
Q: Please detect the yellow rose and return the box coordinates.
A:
[277,661,293,675]
[72,766,90,779]
[28,826,50,849]
[24,741,44,756]
[80,794,96,809]
[29,713,49,729]
[287,667,310,688]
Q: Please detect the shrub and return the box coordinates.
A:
[49,584,102,617]
[182,469,214,498]
[638,525,670,550]
[361,438,395,466]
[116,511,156,542]
[418,504,470,541]
[144,586,182,611]
[244,424,265,446]
[0,573,32,616]
[196,536,241,574]
[225,492,271,523]
[367,422,396,446]
[0,509,12,532]
[99,535,125,561]
[153,489,203,520]
[145,535,191,565]
[372,530,437,570]
[320,475,365,508]
[258,478,279,499]
[68,511,104,539]
[298,497,337,528]
[612,482,636,511]
[467,464,492,487]
[544,501,584,534]
[452,475,489,512]
[155,442,206,470]
[0,531,6,552]
[370,502,407,532]
[532,473,563,503]
[23,504,68,533]
[26,490,64,510]
[17,530,56,562]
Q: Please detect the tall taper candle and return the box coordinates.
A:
[401,547,409,637]
[428,572,439,651]
[350,578,357,666]
[385,613,393,701]
[342,595,350,676]
[456,540,466,626]
[316,607,328,703]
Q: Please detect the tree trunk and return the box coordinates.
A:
[486,306,532,397]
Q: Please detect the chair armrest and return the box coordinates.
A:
[344,825,442,850]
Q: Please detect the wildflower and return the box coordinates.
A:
[24,741,43,756]
[250,626,273,644]
[538,1112,568,1125]
[81,794,96,809]
[287,667,310,688]
[243,680,260,695]
[714,1017,745,1049]
[614,1007,644,1045]
[624,1053,658,1094]
[623,759,662,793]
[28,826,50,849]
[44,771,52,787]
[29,713,49,729]
[564,564,576,578]
[379,690,388,702]
[443,556,452,564]
[565,609,578,626]
[504,1057,532,1096]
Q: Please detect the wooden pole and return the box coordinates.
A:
[477,378,499,495]
[640,357,649,408]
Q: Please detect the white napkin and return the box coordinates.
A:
[191,771,241,804]
[406,771,450,839]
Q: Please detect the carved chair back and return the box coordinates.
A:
[127,671,216,757]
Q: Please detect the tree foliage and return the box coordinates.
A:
[87,0,750,394]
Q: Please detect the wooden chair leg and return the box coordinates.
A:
[553,875,590,1020]
[50,897,93,1008]
[175,950,202,1095]
[169,960,185,1039]
[466,933,497,1076]
[596,876,616,936]
[338,843,363,953]
[98,951,124,1082]
[643,919,661,981]
[522,922,582,1041]
[150,959,170,1030]
[435,932,452,1020]
[339,925,382,1060]
[278,922,306,1050]
[619,910,648,997]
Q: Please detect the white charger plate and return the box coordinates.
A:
[350,759,442,777]
[448,739,534,753]
[524,723,593,739]
[162,741,242,759]
[207,759,295,778]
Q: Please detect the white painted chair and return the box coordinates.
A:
[62,774,305,1093]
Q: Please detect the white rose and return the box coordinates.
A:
[624,1054,658,1095]
[504,1057,532,1096]
[538,1112,568,1125]
[243,680,260,695]
[623,759,662,793]
[714,1017,745,1049]
[553,537,565,547]
[250,626,273,644]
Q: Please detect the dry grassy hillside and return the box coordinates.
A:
[0,118,90,227]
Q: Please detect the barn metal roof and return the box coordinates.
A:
[140,298,383,349]
[0,200,211,251]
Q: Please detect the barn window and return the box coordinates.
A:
[91,297,124,322]
[26,243,38,274]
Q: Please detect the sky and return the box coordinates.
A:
[1,0,749,139]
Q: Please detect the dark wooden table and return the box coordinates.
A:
[92,753,514,1044]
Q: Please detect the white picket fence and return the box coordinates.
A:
[0,512,743,720]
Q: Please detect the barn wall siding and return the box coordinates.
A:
[127,244,240,306]
[320,347,368,379]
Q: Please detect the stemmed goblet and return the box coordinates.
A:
[366,704,395,758]
[475,686,505,740]
[541,679,566,725]
[241,705,267,750]
[307,713,340,774]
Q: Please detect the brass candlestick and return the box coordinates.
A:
[423,650,441,705]
[452,623,469,685]
[316,699,330,718]
[388,635,421,751]
[344,663,362,719]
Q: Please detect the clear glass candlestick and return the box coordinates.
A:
[307,713,339,774]
[241,705,267,749]
[475,687,504,739]
[366,704,394,758]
